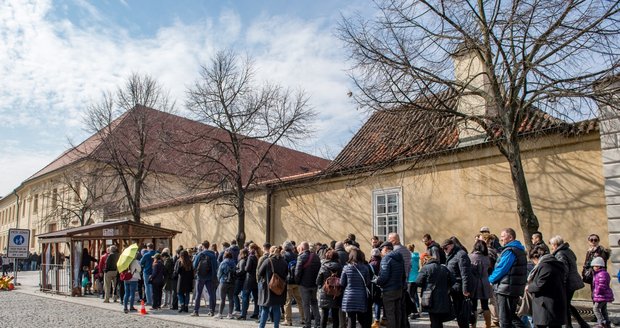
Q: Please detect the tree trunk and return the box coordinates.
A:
[504,138,539,250]
[236,190,246,246]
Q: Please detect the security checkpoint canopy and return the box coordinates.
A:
[37,219,181,243]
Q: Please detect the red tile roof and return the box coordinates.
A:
[327,93,598,174]
[26,106,330,185]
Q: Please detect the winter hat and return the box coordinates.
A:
[480,226,490,233]
[591,256,605,267]
[370,248,381,257]
[379,241,394,250]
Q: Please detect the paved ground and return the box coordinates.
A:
[4,270,619,327]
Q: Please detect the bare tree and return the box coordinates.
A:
[83,73,175,223]
[184,50,316,245]
[339,0,620,247]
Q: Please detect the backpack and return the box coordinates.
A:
[224,263,236,284]
[268,259,286,295]
[286,258,297,284]
[323,271,342,298]
[119,268,133,281]
[197,254,212,277]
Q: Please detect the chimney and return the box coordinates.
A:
[452,44,492,141]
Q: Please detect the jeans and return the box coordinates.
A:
[233,278,244,312]
[321,307,340,328]
[143,272,153,305]
[496,293,525,328]
[219,282,235,315]
[566,289,588,328]
[346,311,371,328]
[194,279,216,313]
[178,291,190,307]
[593,302,609,325]
[285,283,305,323]
[408,282,419,314]
[383,289,403,328]
[171,279,179,309]
[260,305,282,328]
[123,281,138,310]
[300,286,320,328]
[241,287,259,318]
[30,261,37,271]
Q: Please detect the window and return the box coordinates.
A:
[33,194,39,214]
[372,187,403,242]
[153,223,162,228]
[48,223,57,232]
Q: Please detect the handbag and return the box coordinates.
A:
[582,267,593,284]
[353,265,372,299]
[421,284,434,308]
[268,259,286,295]
[517,291,533,317]
[457,297,473,325]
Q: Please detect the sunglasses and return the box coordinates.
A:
[589,238,599,242]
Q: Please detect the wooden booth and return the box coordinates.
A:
[36,219,180,296]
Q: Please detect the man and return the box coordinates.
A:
[295,241,321,328]
[488,228,527,328]
[228,240,240,264]
[283,241,305,326]
[334,241,349,266]
[371,236,382,249]
[531,231,550,255]
[103,245,119,303]
[192,240,218,316]
[346,233,360,248]
[140,243,156,305]
[442,238,473,328]
[376,241,406,328]
[422,234,446,264]
[388,233,411,278]
[550,235,588,328]
[256,243,271,281]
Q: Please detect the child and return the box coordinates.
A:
[81,266,92,295]
[591,257,614,328]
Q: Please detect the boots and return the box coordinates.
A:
[483,310,492,328]
[371,320,380,328]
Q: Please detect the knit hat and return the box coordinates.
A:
[591,257,605,267]
[370,248,381,257]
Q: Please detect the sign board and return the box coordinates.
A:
[7,229,30,259]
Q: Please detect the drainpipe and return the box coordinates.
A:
[13,189,19,229]
[12,189,20,286]
[265,188,273,244]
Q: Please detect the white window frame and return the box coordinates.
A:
[372,187,403,242]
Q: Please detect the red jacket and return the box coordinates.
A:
[97,253,109,278]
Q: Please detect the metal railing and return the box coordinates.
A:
[40,263,71,295]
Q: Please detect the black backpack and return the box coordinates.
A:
[197,254,211,277]
[224,262,236,283]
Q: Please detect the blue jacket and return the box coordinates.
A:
[489,240,525,284]
[376,250,405,292]
[140,250,156,275]
[217,258,236,284]
[340,263,371,312]
[193,250,218,281]
[408,252,420,283]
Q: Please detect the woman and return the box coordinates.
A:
[549,235,587,328]
[340,248,372,328]
[174,250,194,313]
[469,240,491,328]
[80,248,97,294]
[527,247,566,328]
[368,248,382,327]
[162,250,174,308]
[317,249,343,328]
[407,243,420,320]
[239,243,262,320]
[235,248,249,313]
[217,250,237,319]
[257,245,288,328]
[416,253,454,328]
[122,255,142,313]
[150,253,165,310]
[583,234,610,285]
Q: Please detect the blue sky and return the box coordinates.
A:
[0,0,376,196]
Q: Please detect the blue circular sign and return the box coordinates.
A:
[13,235,25,245]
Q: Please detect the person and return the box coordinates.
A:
[549,235,587,328]
[469,240,491,328]
[239,243,261,320]
[371,236,382,249]
[317,249,343,328]
[103,245,119,303]
[340,248,372,328]
[407,243,420,320]
[376,241,406,328]
[295,241,321,328]
[257,245,289,328]
[479,227,501,251]
[442,238,472,328]
[192,240,218,317]
[97,248,109,299]
[488,228,527,328]
[79,248,97,290]
[416,253,454,328]
[369,248,383,328]
[217,250,237,319]
[582,234,610,286]
[591,257,614,328]
[122,255,141,313]
[335,241,349,267]
[140,243,156,306]
[531,232,550,255]
[170,246,182,310]
[283,240,305,326]
[235,248,248,315]
[174,250,194,313]
[161,250,174,308]
[81,265,92,295]
[150,253,165,310]
[526,247,566,328]
[423,234,446,264]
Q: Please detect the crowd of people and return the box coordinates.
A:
[77,228,616,328]
[0,251,41,275]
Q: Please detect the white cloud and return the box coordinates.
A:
[0,0,364,194]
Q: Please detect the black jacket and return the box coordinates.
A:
[445,246,472,294]
[416,258,454,314]
[295,251,321,288]
[527,254,567,326]
[257,255,289,307]
[316,260,343,308]
[427,241,446,264]
[105,252,119,272]
[552,242,584,293]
